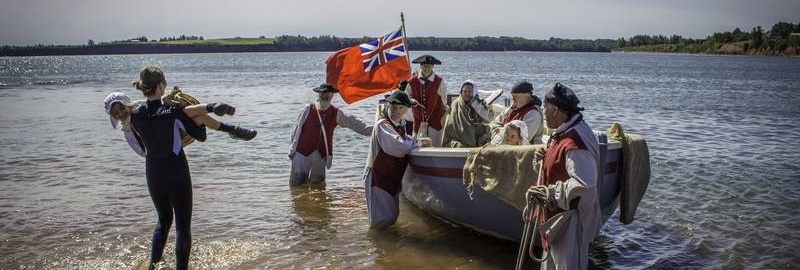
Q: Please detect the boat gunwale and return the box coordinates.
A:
[410,137,622,158]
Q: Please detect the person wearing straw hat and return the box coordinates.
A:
[490,80,545,145]
[289,83,373,186]
[527,83,601,270]
[104,90,257,156]
[399,54,447,146]
[363,90,431,228]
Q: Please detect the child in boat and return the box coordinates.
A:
[490,120,529,146]
[104,90,257,157]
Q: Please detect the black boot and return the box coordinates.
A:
[218,122,257,141]
[206,102,236,116]
[229,126,257,141]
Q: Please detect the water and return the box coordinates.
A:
[1,52,799,269]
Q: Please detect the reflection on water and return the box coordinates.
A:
[290,183,335,235]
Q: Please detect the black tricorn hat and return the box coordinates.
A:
[411,54,442,65]
[312,83,339,93]
[386,90,413,106]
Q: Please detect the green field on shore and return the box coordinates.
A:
[157,37,275,45]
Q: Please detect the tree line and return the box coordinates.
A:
[616,21,800,54]
[87,35,207,46]
[273,35,615,52]
[1,35,616,53]
[2,22,798,56]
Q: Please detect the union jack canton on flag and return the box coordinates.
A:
[360,28,406,72]
[326,26,411,104]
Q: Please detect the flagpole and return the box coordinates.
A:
[401,12,412,76]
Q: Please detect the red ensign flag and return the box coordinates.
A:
[325,26,410,104]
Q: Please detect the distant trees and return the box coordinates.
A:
[751,26,764,49]
[87,39,94,46]
[272,35,615,52]
[616,21,800,55]
[616,34,700,47]
[158,35,204,42]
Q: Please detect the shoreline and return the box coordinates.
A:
[0,37,616,57]
[611,50,800,58]
[4,45,797,57]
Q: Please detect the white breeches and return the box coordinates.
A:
[364,174,399,229]
[289,150,327,186]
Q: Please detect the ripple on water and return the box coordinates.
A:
[2,52,800,269]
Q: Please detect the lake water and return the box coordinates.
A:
[1,51,799,269]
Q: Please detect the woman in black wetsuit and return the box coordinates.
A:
[129,66,233,270]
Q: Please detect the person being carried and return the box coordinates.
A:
[489,120,529,146]
[399,54,447,146]
[363,90,431,228]
[527,83,601,270]
[441,79,493,147]
[288,83,373,186]
[490,80,544,145]
[104,90,257,156]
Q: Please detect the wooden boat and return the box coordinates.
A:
[375,92,626,243]
[401,136,623,242]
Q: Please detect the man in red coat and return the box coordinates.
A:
[289,84,372,186]
[363,90,431,228]
[528,83,601,270]
[400,54,447,146]
[490,80,544,144]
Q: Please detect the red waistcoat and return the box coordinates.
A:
[296,103,338,157]
[408,75,445,133]
[535,129,587,249]
[371,119,410,196]
[503,102,538,126]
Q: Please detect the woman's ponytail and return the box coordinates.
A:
[132,66,165,97]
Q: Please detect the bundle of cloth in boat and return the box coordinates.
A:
[462,123,651,223]
[606,122,651,225]
[463,144,543,210]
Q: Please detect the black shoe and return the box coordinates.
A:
[212,103,236,116]
[228,126,257,141]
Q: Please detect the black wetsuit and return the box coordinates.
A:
[130,99,206,270]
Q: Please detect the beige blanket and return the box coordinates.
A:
[607,123,651,225]
[463,123,651,223]
[463,144,545,211]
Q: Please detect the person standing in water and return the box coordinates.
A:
[528,83,601,270]
[363,90,431,228]
[288,83,373,186]
[127,65,234,270]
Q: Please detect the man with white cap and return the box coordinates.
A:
[528,83,601,270]
[399,54,447,146]
[363,90,431,228]
[490,80,544,144]
[288,83,373,186]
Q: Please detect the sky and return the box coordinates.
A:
[0,0,798,46]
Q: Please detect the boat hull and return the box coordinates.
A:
[402,142,622,243]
